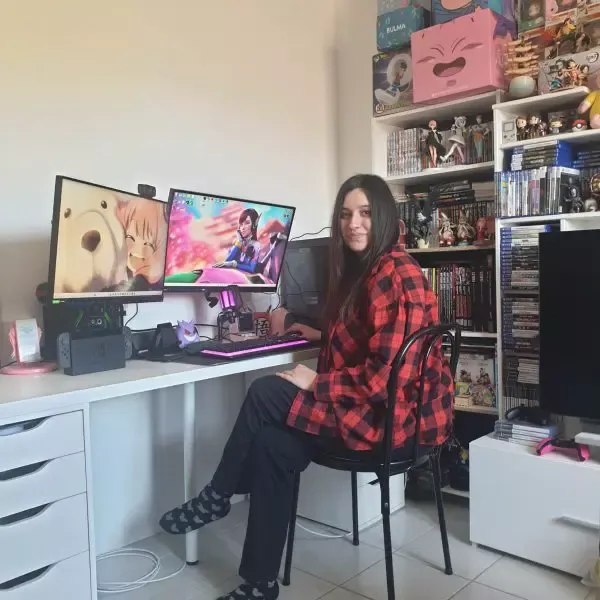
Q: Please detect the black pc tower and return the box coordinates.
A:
[280,237,330,329]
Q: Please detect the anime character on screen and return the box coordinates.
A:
[214,208,262,273]
[116,198,169,290]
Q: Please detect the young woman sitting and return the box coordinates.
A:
[159,173,454,600]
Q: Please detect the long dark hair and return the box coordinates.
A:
[325,174,400,323]
[239,208,259,240]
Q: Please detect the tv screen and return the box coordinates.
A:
[539,229,600,419]
[48,177,170,304]
[164,190,296,292]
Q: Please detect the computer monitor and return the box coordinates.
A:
[47,176,170,304]
[280,237,330,328]
[539,229,600,419]
[164,189,296,292]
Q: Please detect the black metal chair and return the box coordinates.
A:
[282,323,461,600]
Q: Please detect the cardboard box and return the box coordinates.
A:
[411,9,515,104]
[538,45,600,92]
[432,0,515,25]
[373,49,414,116]
[377,1,431,50]
[378,0,411,14]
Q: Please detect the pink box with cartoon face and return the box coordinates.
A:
[411,9,515,104]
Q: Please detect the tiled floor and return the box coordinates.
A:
[98,498,596,600]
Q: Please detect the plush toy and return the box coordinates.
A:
[578,90,600,129]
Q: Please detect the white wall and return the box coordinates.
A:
[0,0,338,335]
[0,0,343,552]
[334,0,378,181]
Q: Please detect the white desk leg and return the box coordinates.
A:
[183,382,199,565]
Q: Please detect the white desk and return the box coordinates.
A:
[0,348,319,599]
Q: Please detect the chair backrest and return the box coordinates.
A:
[382,323,461,473]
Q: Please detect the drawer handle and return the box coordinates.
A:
[557,515,600,531]
[0,418,46,437]
[0,503,50,526]
[0,460,49,482]
[0,564,53,590]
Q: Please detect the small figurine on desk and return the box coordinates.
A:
[438,212,456,247]
[442,116,467,164]
[176,320,201,348]
[425,119,445,168]
[456,210,475,246]
[527,114,546,139]
[469,115,491,163]
[516,116,528,141]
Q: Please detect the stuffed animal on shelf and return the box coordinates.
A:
[578,90,600,129]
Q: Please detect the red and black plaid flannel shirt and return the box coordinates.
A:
[286,245,454,451]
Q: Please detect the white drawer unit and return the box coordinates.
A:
[0,412,84,472]
[0,551,91,600]
[470,435,600,577]
[0,453,87,519]
[0,493,89,585]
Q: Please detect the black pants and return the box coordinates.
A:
[211,375,414,583]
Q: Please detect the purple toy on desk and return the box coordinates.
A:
[176,320,200,348]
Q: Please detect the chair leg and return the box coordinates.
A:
[351,471,359,546]
[431,451,453,575]
[380,476,395,600]
[283,473,300,586]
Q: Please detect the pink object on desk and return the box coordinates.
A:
[411,9,515,104]
[1,362,57,375]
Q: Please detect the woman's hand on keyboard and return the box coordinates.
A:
[285,323,321,342]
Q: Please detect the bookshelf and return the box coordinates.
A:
[492,88,600,418]
[372,94,501,427]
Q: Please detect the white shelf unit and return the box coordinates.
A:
[372,93,502,420]
[492,87,600,416]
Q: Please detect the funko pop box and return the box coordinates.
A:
[431,0,515,25]
[377,0,431,51]
[411,9,516,105]
[373,48,414,116]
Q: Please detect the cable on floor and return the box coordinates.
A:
[96,548,186,594]
[295,520,351,539]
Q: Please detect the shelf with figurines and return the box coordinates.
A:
[384,114,496,183]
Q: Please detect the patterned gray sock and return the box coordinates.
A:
[217,580,279,600]
[159,482,231,535]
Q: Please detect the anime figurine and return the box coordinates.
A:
[469,115,490,163]
[425,119,445,168]
[473,216,494,246]
[456,210,475,245]
[578,89,600,129]
[214,208,262,273]
[116,197,169,291]
[548,116,564,134]
[584,173,600,211]
[527,114,546,138]
[438,212,456,247]
[562,178,584,212]
[411,208,432,248]
[442,116,467,164]
[516,116,528,141]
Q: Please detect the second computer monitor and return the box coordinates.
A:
[164,190,296,292]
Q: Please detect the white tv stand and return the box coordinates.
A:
[470,435,600,577]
